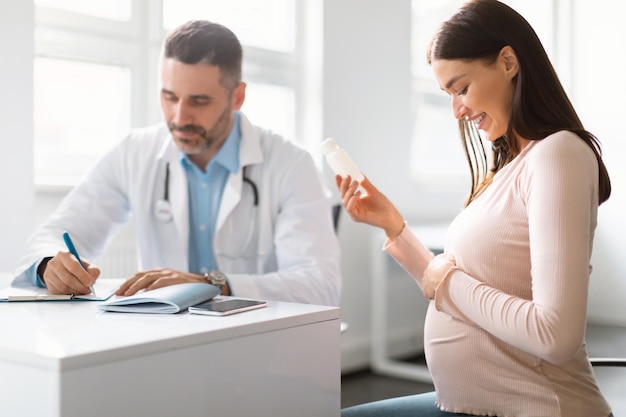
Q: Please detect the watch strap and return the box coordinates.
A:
[204,271,229,293]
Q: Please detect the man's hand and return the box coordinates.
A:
[116,268,209,296]
[43,251,100,295]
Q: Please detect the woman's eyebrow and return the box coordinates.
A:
[444,74,466,90]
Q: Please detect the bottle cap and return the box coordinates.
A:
[320,137,339,157]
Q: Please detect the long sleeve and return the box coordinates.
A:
[14,136,134,281]
[435,131,598,364]
[383,226,435,291]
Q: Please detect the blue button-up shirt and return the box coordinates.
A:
[183,112,241,275]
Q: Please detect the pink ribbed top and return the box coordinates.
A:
[385,131,611,417]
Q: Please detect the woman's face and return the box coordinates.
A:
[431,46,518,142]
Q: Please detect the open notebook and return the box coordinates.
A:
[0,279,119,302]
[98,283,220,314]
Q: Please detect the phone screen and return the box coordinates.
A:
[189,299,267,316]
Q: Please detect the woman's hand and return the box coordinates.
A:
[422,253,457,299]
[336,175,405,239]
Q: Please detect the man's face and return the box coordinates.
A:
[159,58,245,158]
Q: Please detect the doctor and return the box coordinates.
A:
[15,20,341,306]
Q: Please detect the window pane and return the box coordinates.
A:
[34,58,131,181]
[241,82,295,141]
[412,0,555,76]
[162,0,295,52]
[502,1,554,56]
[411,0,469,187]
[410,93,468,186]
[411,0,460,78]
[35,0,131,21]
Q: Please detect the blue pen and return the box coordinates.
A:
[62,231,96,295]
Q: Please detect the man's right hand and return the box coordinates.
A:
[42,251,100,295]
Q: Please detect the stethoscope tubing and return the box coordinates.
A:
[155,162,258,223]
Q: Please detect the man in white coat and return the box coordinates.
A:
[15,20,341,306]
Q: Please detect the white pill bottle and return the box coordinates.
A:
[320,138,364,183]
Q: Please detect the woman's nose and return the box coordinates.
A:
[451,97,467,120]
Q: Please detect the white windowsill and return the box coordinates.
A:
[34,176,82,194]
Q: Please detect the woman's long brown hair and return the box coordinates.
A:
[427,0,611,206]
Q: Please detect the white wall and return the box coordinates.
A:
[573,1,626,325]
[0,1,35,272]
[323,0,425,371]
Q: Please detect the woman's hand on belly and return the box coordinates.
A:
[423,253,457,299]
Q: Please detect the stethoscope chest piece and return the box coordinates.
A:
[155,199,173,222]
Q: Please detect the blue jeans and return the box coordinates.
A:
[342,392,615,417]
[342,392,471,417]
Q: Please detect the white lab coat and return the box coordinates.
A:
[16,114,341,306]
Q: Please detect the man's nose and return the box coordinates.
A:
[172,101,193,125]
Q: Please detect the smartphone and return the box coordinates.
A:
[188,298,267,316]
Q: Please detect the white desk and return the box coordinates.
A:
[0,278,340,417]
[370,223,447,383]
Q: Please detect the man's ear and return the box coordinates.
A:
[500,45,519,78]
[231,82,246,110]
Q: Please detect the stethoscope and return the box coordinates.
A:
[155,162,259,223]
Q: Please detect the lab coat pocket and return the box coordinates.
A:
[214,191,260,260]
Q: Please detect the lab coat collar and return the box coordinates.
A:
[217,112,263,229]
[238,112,263,167]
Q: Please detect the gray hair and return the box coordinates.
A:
[163,20,242,90]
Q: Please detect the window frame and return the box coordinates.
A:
[33,0,319,189]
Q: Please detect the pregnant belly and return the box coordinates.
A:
[423,304,484,383]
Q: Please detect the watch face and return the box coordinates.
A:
[209,272,227,286]
[209,272,226,285]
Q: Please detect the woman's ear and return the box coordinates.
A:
[500,45,519,78]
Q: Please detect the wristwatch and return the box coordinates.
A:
[204,271,228,294]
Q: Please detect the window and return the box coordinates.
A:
[410,0,559,189]
[35,0,132,21]
[34,58,131,180]
[33,0,315,186]
[162,0,295,52]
